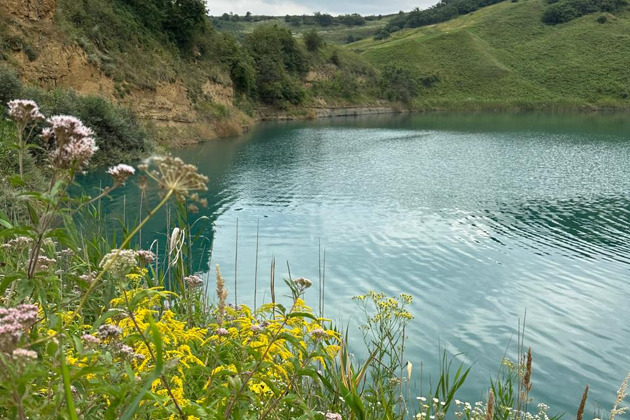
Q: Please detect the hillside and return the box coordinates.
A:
[0,0,398,156]
[351,0,630,109]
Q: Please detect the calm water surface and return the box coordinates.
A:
[84,112,630,414]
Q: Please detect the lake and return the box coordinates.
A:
[82,112,630,415]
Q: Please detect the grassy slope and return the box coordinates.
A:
[350,0,630,109]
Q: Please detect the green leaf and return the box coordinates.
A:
[119,316,163,420]
[60,341,79,420]
[287,311,319,321]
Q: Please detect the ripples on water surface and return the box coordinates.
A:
[85,113,630,413]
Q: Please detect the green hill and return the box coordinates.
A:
[350,0,630,110]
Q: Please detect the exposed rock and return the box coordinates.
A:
[1,0,56,21]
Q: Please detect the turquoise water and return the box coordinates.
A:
[82,112,630,415]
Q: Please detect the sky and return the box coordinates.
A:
[205,0,438,17]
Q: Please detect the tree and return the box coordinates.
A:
[313,12,334,26]
[303,29,324,52]
[244,25,308,106]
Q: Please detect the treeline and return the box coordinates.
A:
[374,0,506,39]
[541,0,627,24]
[213,12,381,27]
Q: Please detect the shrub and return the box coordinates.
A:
[0,65,22,105]
[379,63,421,104]
[244,25,308,106]
[304,29,324,52]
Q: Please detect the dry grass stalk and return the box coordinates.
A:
[216,264,228,325]
[523,347,533,393]
[577,385,589,420]
[610,372,630,420]
[486,389,495,420]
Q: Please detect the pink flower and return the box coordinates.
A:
[325,413,342,420]
[12,348,38,360]
[184,275,203,289]
[7,100,44,126]
[107,164,135,185]
[44,115,98,169]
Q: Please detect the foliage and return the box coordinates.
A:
[304,29,325,52]
[244,25,308,106]
[0,65,22,106]
[378,63,422,105]
[382,0,507,36]
[541,0,626,24]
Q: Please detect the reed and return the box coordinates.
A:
[577,385,588,420]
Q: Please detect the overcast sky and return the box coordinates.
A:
[206,0,438,16]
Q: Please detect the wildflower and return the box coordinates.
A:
[184,275,203,289]
[433,398,440,404]
[0,304,38,351]
[7,100,45,125]
[79,271,97,284]
[142,155,208,201]
[215,328,229,337]
[293,277,312,290]
[187,204,199,213]
[117,344,135,356]
[325,414,342,420]
[12,348,38,360]
[216,265,228,325]
[43,115,98,169]
[417,397,427,402]
[311,328,328,340]
[137,250,156,265]
[98,324,122,340]
[1,236,32,250]
[99,249,138,276]
[81,334,101,345]
[107,164,135,185]
[36,256,56,271]
[250,324,263,333]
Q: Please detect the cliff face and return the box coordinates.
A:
[1,0,56,22]
[0,0,250,145]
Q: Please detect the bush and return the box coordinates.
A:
[244,25,309,106]
[304,29,324,52]
[379,63,421,104]
[542,0,625,24]
[0,66,22,106]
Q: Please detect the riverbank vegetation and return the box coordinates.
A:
[1,101,629,419]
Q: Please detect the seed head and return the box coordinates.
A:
[142,155,208,202]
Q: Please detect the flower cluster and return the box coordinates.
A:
[184,274,203,289]
[0,304,38,352]
[42,115,98,169]
[1,236,32,251]
[99,249,139,276]
[107,163,135,185]
[7,99,44,126]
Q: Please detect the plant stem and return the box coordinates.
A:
[72,190,173,321]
